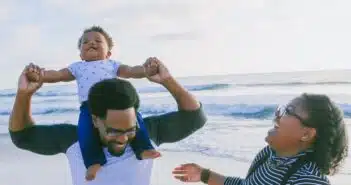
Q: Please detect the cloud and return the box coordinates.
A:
[0,1,16,22]
[13,25,42,50]
[0,24,43,67]
[41,0,193,17]
[149,31,200,41]
[38,1,203,42]
[2,0,351,89]
[42,0,120,14]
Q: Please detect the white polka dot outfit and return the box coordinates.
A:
[68,60,120,103]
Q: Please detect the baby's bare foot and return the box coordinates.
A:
[85,164,101,181]
[141,149,161,159]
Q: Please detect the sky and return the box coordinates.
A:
[1,0,351,88]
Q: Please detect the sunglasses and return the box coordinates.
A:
[103,122,140,138]
[275,105,311,127]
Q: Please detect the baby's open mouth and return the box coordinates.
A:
[88,46,97,51]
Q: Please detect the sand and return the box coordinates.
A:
[1,140,349,185]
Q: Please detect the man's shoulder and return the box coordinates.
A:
[65,141,79,155]
[51,124,79,153]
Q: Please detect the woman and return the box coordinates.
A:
[173,93,348,185]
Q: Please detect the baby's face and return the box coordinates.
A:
[79,31,111,61]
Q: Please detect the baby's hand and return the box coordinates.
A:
[27,71,40,82]
[25,63,41,82]
[145,65,158,76]
[143,58,159,77]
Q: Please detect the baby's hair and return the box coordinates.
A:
[77,25,114,50]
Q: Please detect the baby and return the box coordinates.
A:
[26,26,161,181]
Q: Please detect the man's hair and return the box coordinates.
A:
[77,25,114,50]
[88,78,140,118]
[301,93,348,175]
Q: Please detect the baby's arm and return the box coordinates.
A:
[117,60,158,79]
[28,67,75,83]
[117,64,146,79]
[42,68,75,83]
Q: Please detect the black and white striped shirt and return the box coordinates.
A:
[224,146,330,185]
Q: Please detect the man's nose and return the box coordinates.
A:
[116,134,128,144]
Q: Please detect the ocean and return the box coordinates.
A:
[0,70,350,185]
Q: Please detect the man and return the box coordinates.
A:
[9,59,207,185]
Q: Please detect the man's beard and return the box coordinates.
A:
[106,141,128,157]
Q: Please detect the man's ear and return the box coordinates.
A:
[91,115,99,128]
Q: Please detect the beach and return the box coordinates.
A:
[1,138,349,185]
[1,70,351,185]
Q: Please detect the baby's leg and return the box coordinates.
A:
[78,102,106,180]
[130,112,160,160]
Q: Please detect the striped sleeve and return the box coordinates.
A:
[224,177,244,185]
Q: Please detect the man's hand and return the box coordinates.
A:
[172,163,204,183]
[26,63,42,82]
[143,57,172,85]
[18,63,44,95]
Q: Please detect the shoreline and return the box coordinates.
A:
[1,142,348,185]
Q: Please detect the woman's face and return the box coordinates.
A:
[265,96,317,156]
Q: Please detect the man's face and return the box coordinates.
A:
[93,108,137,156]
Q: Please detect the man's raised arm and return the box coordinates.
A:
[142,58,207,146]
[9,64,77,155]
[9,92,35,132]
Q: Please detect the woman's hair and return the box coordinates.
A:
[302,93,348,175]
